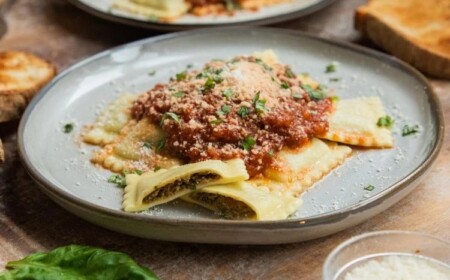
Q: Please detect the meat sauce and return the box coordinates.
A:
[132,57,332,177]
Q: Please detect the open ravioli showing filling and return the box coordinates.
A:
[183,182,301,221]
[122,159,249,212]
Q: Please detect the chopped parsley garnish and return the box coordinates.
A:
[217,105,231,116]
[280,82,290,89]
[186,64,193,69]
[173,91,185,98]
[210,119,223,126]
[108,174,126,188]
[402,124,419,136]
[154,166,161,171]
[329,77,341,82]
[143,141,152,149]
[252,91,267,113]
[204,77,215,90]
[237,106,249,118]
[156,138,166,152]
[222,88,234,99]
[160,112,180,125]
[301,84,327,100]
[176,71,187,81]
[377,115,394,128]
[148,70,156,76]
[63,123,74,133]
[255,58,272,71]
[325,62,339,73]
[330,96,340,102]
[242,135,256,151]
[284,67,296,78]
[364,185,375,191]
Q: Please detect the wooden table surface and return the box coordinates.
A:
[0,0,449,279]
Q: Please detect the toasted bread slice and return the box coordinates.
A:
[0,51,56,122]
[0,138,4,163]
[355,0,450,79]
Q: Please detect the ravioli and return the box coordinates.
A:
[83,94,136,146]
[183,181,301,221]
[91,119,181,173]
[113,0,188,20]
[264,138,352,196]
[319,97,393,147]
[122,159,249,212]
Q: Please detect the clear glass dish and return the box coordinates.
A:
[323,231,450,280]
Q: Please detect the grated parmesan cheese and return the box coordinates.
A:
[344,255,450,280]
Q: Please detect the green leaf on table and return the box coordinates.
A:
[0,245,159,280]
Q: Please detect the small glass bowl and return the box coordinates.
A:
[323,231,450,280]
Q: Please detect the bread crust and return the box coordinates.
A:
[0,51,56,122]
[355,1,450,79]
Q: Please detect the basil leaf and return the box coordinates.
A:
[176,71,187,81]
[173,91,185,98]
[0,245,159,280]
[217,105,231,116]
[160,112,180,125]
[222,88,234,99]
[156,138,166,152]
[402,124,420,136]
[280,82,290,89]
[237,106,249,118]
[301,84,327,101]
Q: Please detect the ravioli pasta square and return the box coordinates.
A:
[320,96,393,148]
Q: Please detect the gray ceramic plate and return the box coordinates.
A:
[19,28,443,244]
[67,0,336,31]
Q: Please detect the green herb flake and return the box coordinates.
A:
[330,96,340,102]
[302,84,326,101]
[377,115,394,128]
[154,166,161,171]
[285,67,296,78]
[173,91,185,98]
[212,74,224,84]
[222,88,234,99]
[217,105,231,116]
[143,141,152,149]
[325,62,339,73]
[176,71,187,81]
[329,77,341,82]
[203,77,215,90]
[301,72,310,77]
[402,124,420,136]
[63,123,74,133]
[156,138,166,152]
[186,64,193,69]
[160,112,180,125]
[364,185,375,191]
[267,149,275,157]
[280,82,290,89]
[237,106,249,118]
[135,169,143,175]
[242,135,256,151]
[0,245,159,279]
[210,119,223,126]
[255,58,272,71]
[108,174,126,188]
[252,91,267,113]
[148,70,156,76]
[292,92,302,99]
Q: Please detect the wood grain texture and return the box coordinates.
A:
[0,0,449,279]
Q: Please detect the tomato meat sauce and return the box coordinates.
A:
[132,56,332,177]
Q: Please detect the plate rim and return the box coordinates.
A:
[66,0,337,31]
[18,27,444,230]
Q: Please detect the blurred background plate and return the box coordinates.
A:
[18,28,443,244]
[67,0,336,31]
